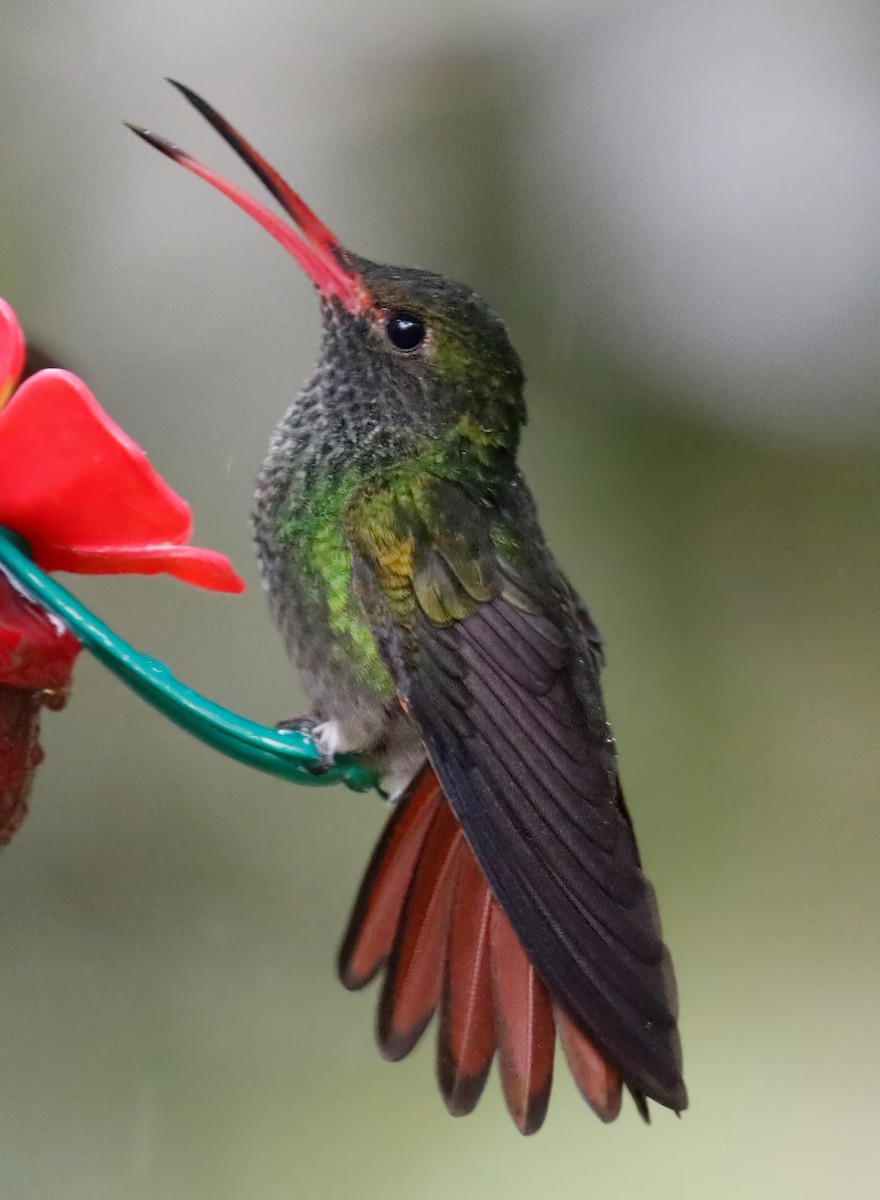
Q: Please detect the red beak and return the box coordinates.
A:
[126,81,372,316]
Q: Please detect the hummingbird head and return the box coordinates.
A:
[128,82,525,452]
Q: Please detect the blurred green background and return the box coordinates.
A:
[1,2,879,1197]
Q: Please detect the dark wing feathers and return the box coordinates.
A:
[345,473,686,1112]
[416,612,684,1104]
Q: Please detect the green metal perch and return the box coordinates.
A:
[0,527,378,793]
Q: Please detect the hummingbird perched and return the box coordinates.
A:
[128,82,686,1134]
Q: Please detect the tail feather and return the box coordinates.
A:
[340,765,645,1132]
[338,766,441,989]
[377,801,462,1060]
[555,1003,623,1122]
[437,847,496,1116]
[489,902,555,1135]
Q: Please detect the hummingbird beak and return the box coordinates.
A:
[126,82,372,316]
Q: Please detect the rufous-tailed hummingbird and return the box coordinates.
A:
[128,81,686,1134]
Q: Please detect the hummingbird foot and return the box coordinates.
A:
[275,714,337,772]
[276,714,359,771]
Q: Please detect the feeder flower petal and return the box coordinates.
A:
[0,299,25,410]
[0,298,245,593]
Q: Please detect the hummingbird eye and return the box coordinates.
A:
[385,311,426,352]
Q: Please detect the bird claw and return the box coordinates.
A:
[275,715,335,773]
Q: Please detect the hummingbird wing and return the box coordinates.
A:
[343,471,686,1116]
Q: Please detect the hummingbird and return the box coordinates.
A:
[128,82,686,1134]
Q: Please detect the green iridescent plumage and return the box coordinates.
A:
[276,468,394,695]
[272,412,519,690]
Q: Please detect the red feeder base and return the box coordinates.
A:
[0,569,80,844]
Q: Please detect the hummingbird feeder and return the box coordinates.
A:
[0,296,375,842]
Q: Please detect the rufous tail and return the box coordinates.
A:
[338,764,629,1134]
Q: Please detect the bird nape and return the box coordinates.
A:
[128,81,687,1135]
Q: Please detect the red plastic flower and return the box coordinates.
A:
[0,296,245,843]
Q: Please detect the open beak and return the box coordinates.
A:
[126,81,372,316]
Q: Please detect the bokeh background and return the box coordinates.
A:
[1,2,879,1197]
